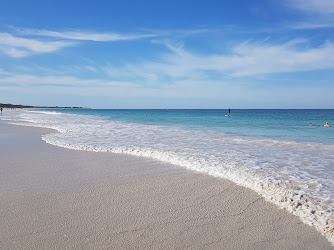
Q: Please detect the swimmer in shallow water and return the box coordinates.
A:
[324,122,330,127]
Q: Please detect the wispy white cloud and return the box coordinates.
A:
[290,22,334,29]
[228,40,334,76]
[1,37,333,108]
[287,0,334,15]
[0,33,75,58]
[0,27,157,58]
[143,28,209,39]
[0,74,135,87]
[285,0,334,30]
[17,29,156,42]
[6,38,332,90]
[103,40,334,82]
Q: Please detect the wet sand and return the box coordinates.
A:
[0,122,332,249]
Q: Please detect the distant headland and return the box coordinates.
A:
[0,103,88,109]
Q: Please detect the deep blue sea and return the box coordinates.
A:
[2,109,334,242]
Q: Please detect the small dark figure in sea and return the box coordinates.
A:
[0,107,2,113]
[228,108,231,116]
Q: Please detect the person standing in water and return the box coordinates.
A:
[324,122,330,127]
[228,108,231,116]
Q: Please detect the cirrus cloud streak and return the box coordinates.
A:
[0,33,75,58]
[17,28,156,42]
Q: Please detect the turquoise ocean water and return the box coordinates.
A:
[2,109,334,243]
[42,109,334,143]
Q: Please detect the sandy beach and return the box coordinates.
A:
[0,121,332,249]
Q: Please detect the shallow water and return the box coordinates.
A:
[34,109,334,143]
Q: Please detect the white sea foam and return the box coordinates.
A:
[2,110,334,244]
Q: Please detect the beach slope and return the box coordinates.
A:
[0,122,332,249]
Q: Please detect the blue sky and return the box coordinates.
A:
[0,0,334,108]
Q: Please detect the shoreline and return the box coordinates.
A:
[0,121,333,249]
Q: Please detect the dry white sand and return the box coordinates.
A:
[0,122,332,249]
